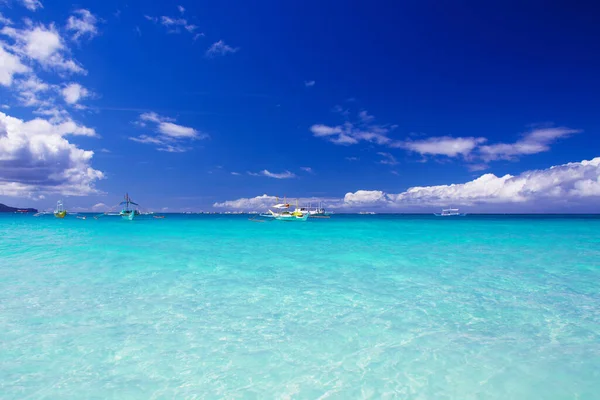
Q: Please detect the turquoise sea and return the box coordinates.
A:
[1,214,599,399]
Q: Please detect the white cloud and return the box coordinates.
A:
[260,170,296,179]
[61,83,89,104]
[19,0,43,11]
[66,9,99,41]
[206,40,239,57]
[0,43,29,85]
[213,194,336,210]
[130,112,206,152]
[160,16,197,33]
[231,172,241,176]
[214,194,277,210]
[139,111,170,123]
[377,152,398,165]
[396,136,486,157]
[310,111,395,146]
[311,124,342,136]
[480,127,580,161]
[158,121,198,138]
[467,163,489,172]
[18,75,49,92]
[91,202,108,211]
[0,111,103,198]
[1,23,85,74]
[300,167,313,173]
[214,157,600,212]
[342,157,600,210]
[0,13,13,26]
[129,134,164,145]
[304,80,315,87]
[344,190,387,205]
[146,11,201,37]
[358,110,374,122]
[12,75,58,110]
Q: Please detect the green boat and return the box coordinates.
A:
[119,193,139,220]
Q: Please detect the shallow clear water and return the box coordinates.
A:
[1,214,599,399]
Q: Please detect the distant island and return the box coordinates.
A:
[0,203,38,213]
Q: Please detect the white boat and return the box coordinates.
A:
[268,209,309,221]
[119,193,140,220]
[434,208,466,217]
[297,202,329,217]
[262,197,309,222]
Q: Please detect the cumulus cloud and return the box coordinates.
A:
[344,190,387,205]
[214,194,338,210]
[66,9,99,41]
[344,157,600,210]
[0,111,103,198]
[396,136,487,157]
[1,23,85,74]
[61,83,89,104]
[206,40,239,57]
[479,127,580,161]
[213,194,277,210]
[0,43,29,85]
[129,112,207,152]
[310,110,396,146]
[215,158,600,212]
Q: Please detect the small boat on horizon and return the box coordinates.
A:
[119,193,140,221]
[434,208,466,217]
[54,201,66,218]
[298,201,330,217]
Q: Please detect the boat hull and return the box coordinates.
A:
[54,211,66,218]
[273,213,309,222]
[120,211,135,220]
[434,213,466,217]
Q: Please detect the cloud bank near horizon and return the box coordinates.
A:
[214,157,600,212]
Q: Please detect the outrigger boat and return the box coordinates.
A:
[434,208,466,217]
[54,201,66,218]
[268,209,309,221]
[297,201,329,217]
[261,197,309,221]
[119,193,140,221]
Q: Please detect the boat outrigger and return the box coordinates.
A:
[434,208,466,217]
[54,201,66,218]
[261,197,309,221]
[119,193,140,221]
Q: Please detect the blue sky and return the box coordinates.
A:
[1,0,599,212]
